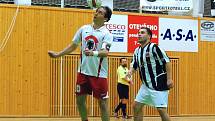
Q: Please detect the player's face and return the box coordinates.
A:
[138,28,150,44]
[121,59,127,67]
[93,7,107,23]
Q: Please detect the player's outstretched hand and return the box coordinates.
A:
[167,79,174,89]
[48,51,60,58]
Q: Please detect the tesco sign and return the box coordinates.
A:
[106,24,126,30]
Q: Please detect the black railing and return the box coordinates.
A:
[0,0,14,4]
[0,0,140,12]
[0,0,214,17]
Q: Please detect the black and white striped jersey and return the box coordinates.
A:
[130,42,170,91]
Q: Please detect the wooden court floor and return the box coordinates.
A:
[0,116,215,121]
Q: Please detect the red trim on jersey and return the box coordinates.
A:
[80,32,82,73]
[79,50,82,73]
[97,58,104,77]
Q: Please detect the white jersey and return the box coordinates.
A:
[73,24,113,78]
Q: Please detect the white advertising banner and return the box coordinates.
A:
[140,0,192,12]
[159,18,198,52]
[106,14,128,52]
[200,20,215,41]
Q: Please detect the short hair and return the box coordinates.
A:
[140,27,152,39]
[120,58,126,63]
[100,6,112,22]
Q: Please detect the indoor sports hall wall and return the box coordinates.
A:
[49,55,179,117]
[0,4,215,117]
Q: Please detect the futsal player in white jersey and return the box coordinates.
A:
[48,6,112,121]
[128,27,174,121]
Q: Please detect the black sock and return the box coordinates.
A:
[114,102,122,113]
[121,103,127,116]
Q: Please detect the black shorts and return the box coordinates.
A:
[117,83,129,99]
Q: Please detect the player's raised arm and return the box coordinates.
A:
[48,43,78,58]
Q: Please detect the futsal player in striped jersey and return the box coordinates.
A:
[129,27,174,121]
[48,6,112,121]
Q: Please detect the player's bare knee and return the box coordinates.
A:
[99,99,108,110]
[76,96,85,106]
[133,102,138,111]
[157,107,167,114]
[76,100,82,106]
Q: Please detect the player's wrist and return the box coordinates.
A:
[93,51,99,56]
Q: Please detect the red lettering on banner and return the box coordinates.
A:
[128,15,159,53]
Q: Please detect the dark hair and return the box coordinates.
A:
[120,58,126,63]
[140,27,152,39]
[101,6,112,22]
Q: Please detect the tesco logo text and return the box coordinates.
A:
[106,24,126,30]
